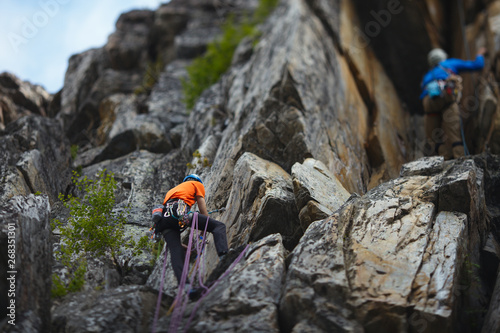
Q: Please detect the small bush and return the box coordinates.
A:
[186,149,212,169]
[51,259,87,298]
[52,169,136,297]
[51,274,68,298]
[182,0,279,109]
[55,170,128,260]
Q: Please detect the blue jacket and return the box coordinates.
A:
[420,55,484,99]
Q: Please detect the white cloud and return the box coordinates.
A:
[0,0,166,93]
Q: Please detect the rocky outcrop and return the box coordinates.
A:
[55,0,259,158]
[187,234,286,332]
[179,0,415,211]
[223,153,301,251]
[281,157,489,333]
[292,158,351,230]
[0,72,51,130]
[51,285,163,333]
[105,10,155,71]
[0,195,52,333]
[2,0,500,332]
[0,115,71,205]
[156,234,287,332]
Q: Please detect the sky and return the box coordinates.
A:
[0,0,167,94]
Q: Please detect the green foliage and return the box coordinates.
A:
[192,150,202,158]
[253,0,280,23]
[186,149,212,169]
[51,274,68,298]
[52,169,134,297]
[134,58,164,95]
[182,0,279,109]
[51,260,86,298]
[55,170,128,260]
[70,145,79,160]
[136,234,153,253]
[152,239,165,263]
[67,260,87,292]
[135,234,158,265]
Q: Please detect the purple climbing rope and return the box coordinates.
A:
[151,243,169,333]
[156,212,247,333]
[182,244,250,332]
[168,212,198,332]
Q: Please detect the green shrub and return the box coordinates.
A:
[52,169,136,297]
[70,145,79,160]
[56,170,128,259]
[182,0,279,109]
[51,259,86,298]
[134,58,164,95]
[51,274,68,298]
[135,234,154,257]
[254,0,280,23]
[186,149,212,169]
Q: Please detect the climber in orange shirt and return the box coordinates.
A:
[155,174,228,285]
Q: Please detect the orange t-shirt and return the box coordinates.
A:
[163,181,205,207]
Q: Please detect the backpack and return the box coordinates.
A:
[426,80,445,98]
[426,65,463,100]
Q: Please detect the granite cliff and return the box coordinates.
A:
[1,0,500,332]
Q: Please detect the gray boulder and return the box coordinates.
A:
[105,10,155,70]
[155,233,286,333]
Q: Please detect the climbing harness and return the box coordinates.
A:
[163,199,190,230]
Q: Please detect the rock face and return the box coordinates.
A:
[281,158,488,333]
[0,72,51,129]
[223,153,301,251]
[1,0,500,332]
[292,158,351,230]
[51,285,162,333]
[153,234,287,333]
[0,115,72,205]
[0,195,52,333]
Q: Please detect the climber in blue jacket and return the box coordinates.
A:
[420,47,486,159]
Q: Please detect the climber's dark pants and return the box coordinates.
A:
[155,207,228,284]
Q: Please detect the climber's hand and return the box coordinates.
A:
[477,47,487,56]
